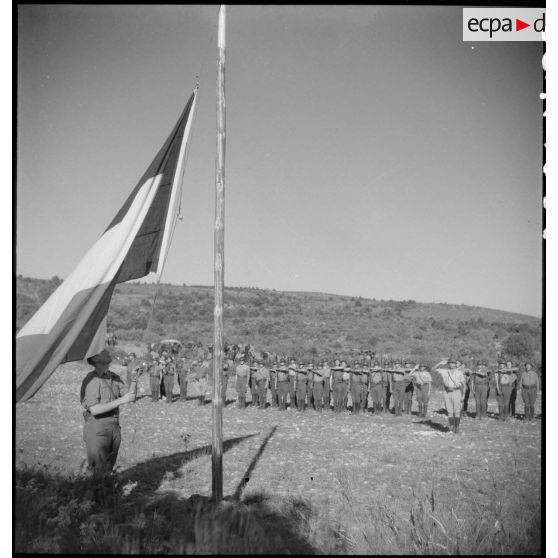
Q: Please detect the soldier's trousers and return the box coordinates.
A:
[500,385,513,420]
[296,385,307,411]
[404,382,414,414]
[393,383,406,416]
[462,388,470,414]
[288,379,296,408]
[474,383,488,418]
[250,380,259,407]
[177,377,188,401]
[370,384,384,412]
[236,376,248,409]
[360,385,368,410]
[150,377,160,402]
[443,388,462,418]
[333,382,344,412]
[342,381,349,409]
[270,383,278,407]
[222,375,229,403]
[313,383,323,411]
[384,387,391,413]
[163,376,174,403]
[257,380,267,408]
[509,387,517,417]
[277,381,289,410]
[323,384,330,410]
[83,417,121,471]
[350,384,361,414]
[521,386,537,420]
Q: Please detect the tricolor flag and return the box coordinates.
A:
[16,89,198,402]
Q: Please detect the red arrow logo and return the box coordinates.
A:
[516,19,530,31]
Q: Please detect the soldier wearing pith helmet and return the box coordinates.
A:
[432,357,466,433]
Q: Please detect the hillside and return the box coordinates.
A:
[16,275,541,365]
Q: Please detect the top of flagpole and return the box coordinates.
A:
[218,5,226,49]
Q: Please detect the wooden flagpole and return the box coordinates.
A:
[212,4,226,502]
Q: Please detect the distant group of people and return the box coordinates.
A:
[81,344,540,473]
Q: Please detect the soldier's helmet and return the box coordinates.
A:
[239,357,245,363]
[448,358,457,364]
[279,359,286,366]
[419,363,427,369]
[129,352,136,358]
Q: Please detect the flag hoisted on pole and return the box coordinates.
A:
[212,4,226,502]
[16,89,198,403]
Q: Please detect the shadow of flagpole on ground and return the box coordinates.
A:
[233,425,278,501]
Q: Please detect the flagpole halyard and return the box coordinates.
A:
[212,4,226,502]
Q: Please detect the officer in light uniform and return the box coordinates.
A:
[410,363,431,417]
[369,360,386,414]
[276,360,290,410]
[235,357,250,409]
[518,362,539,422]
[432,358,466,433]
[471,359,490,419]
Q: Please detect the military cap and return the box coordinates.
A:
[279,359,286,365]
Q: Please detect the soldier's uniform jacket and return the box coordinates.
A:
[296,367,308,382]
[150,363,163,377]
[473,365,490,383]
[163,360,176,376]
[276,366,289,382]
[410,370,432,385]
[332,366,345,383]
[313,367,325,383]
[255,366,270,382]
[520,369,539,388]
[497,370,517,387]
[269,366,277,388]
[436,368,466,391]
[369,369,386,385]
[391,366,406,382]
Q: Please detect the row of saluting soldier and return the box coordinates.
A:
[121,351,539,435]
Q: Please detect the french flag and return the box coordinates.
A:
[16,89,198,402]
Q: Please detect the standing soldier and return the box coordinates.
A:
[390,361,406,417]
[432,358,466,434]
[360,362,370,412]
[410,363,431,417]
[306,362,314,409]
[288,358,297,409]
[249,362,259,408]
[268,361,278,407]
[322,359,331,411]
[276,359,290,410]
[235,357,250,409]
[331,359,345,413]
[403,361,417,415]
[312,361,325,411]
[350,362,363,414]
[506,360,519,418]
[494,361,506,420]
[162,357,176,403]
[295,363,309,411]
[222,361,230,405]
[496,361,518,421]
[150,358,164,402]
[177,357,189,401]
[457,360,472,417]
[472,359,490,419]
[256,360,270,409]
[518,362,539,422]
[369,360,386,414]
[383,358,393,414]
[341,361,351,411]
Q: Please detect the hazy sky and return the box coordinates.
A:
[17,5,543,317]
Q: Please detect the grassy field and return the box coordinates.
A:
[15,358,542,554]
